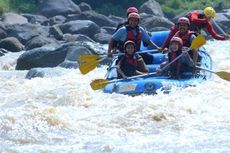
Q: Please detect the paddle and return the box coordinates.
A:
[182,37,230,82]
[79,54,101,62]
[79,49,160,63]
[79,49,160,75]
[90,72,157,90]
[158,34,206,73]
[79,57,107,75]
[196,66,230,81]
[90,34,206,90]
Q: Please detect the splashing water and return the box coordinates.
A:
[0,40,230,153]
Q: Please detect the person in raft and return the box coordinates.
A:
[162,6,230,50]
[116,40,148,79]
[107,12,162,64]
[157,37,184,79]
[114,7,139,32]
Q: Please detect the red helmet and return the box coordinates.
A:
[177,17,190,26]
[126,7,138,15]
[128,12,140,20]
[124,40,136,49]
[170,37,183,46]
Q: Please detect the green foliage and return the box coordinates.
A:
[0,0,10,14]
[74,0,230,18]
[0,0,36,14]
[157,0,230,18]
[9,0,36,13]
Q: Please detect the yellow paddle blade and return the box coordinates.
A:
[215,71,230,81]
[90,79,109,90]
[190,34,206,50]
[79,60,99,75]
[79,55,100,62]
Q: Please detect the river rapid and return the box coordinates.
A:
[0,40,230,153]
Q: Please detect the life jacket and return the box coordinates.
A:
[168,51,181,65]
[186,11,208,32]
[119,53,139,77]
[168,50,181,74]
[174,31,195,47]
[126,26,142,50]
[117,26,142,52]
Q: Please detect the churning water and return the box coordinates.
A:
[0,40,230,153]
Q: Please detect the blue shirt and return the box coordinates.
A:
[112,26,150,43]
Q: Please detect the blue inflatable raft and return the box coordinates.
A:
[103,31,212,95]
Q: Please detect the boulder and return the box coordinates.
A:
[49,15,66,26]
[67,10,117,27]
[139,0,164,17]
[16,42,96,70]
[5,23,49,44]
[0,48,8,56]
[59,20,100,38]
[25,35,59,50]
[78,2,92,12]
[62,34,95,42]
[93,32,111,44]
[2,13,28,25]
[25,67,67,79]
[16,46,66,70]
[37,0,81,17]
[0,28,7,39]
[49,25,63,40]
[140,15,174,31]
[22,13,49,25]
[0,37,24,52]
[215,12,230,34]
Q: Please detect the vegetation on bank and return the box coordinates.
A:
[0,0,229,18]
[75,0,230,18]
[0,0,36,15]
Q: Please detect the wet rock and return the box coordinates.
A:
[49,25,63,40]
[59,60,79,69]
[140,0,164,17]
[93,32,111,44]
[49,15,66,26]
[25,67,66,79]
[37,0,81,17]
[78,2,92,12]
[140,15,174,30]
[22,13,49,25]
[66,10,117,27]
[0,37,24,52]
[0,48,8,56]
[16,46,66,70]
[25,35,59,50]
[62,33,95,42]
[0,28,7,39]
[59,20,100,38]
[2,13,28,25]
[6,23,49,45]
[16,42,96,70]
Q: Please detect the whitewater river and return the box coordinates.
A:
[0,40,230,153]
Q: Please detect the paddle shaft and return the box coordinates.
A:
[211,20,227,35]
[106,72,157,84]
[159,52,183,72]
[88,49,160,65]
[101,49,160,58]
[196,66,216,73]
